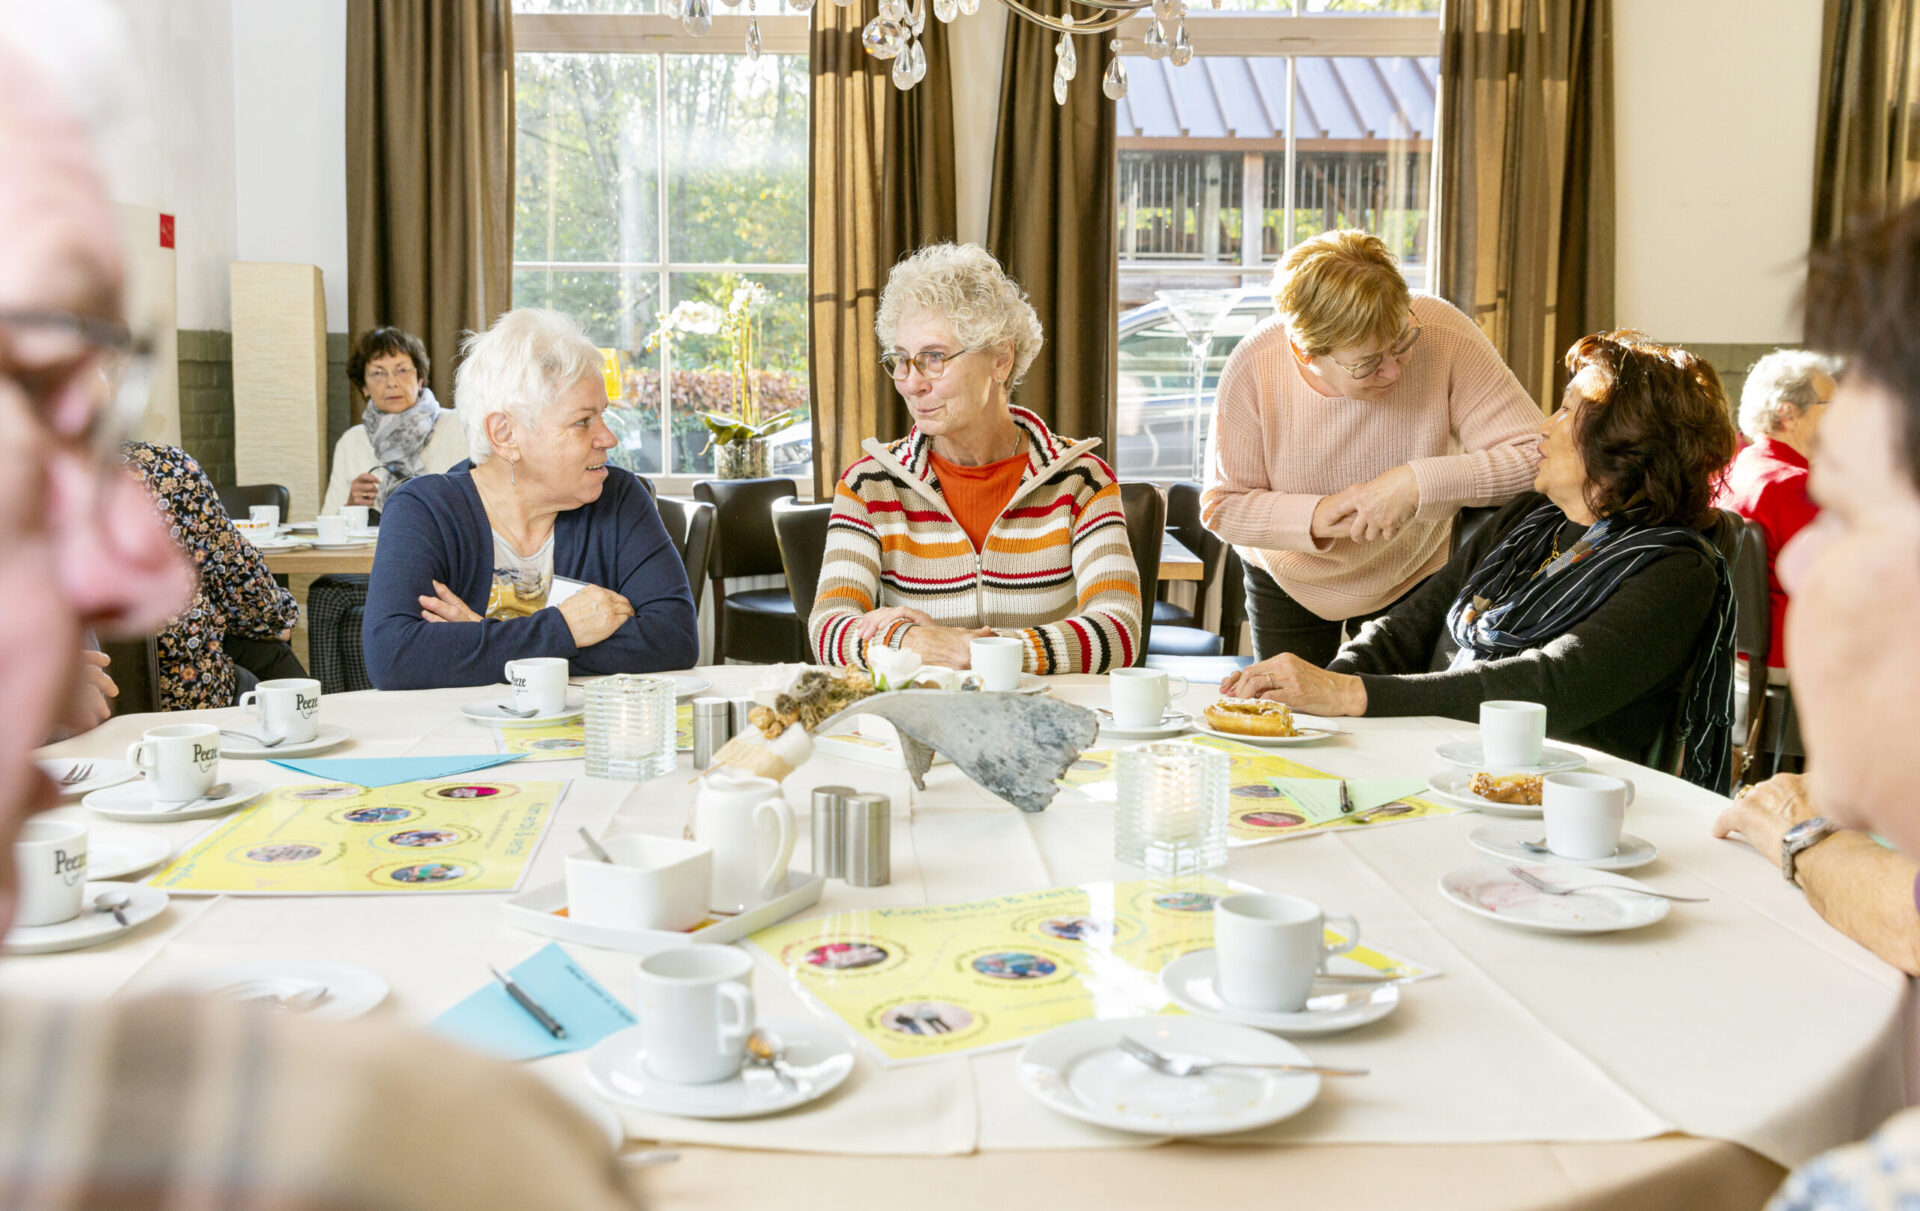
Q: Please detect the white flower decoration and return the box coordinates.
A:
[866,643,924,692]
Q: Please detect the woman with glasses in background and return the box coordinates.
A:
[1202,230,1546,664]
[808,242,1142,673]
[321,326,467,514]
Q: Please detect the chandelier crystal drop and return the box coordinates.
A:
[1102,42,1127,100]
[683,0,713,36]
[1143,17,1168,60]
[934,0,958,19]
[958,0,979,16]
[1170,18,1192,66]
[746,14,763,59]
[862,14,907,57]
[1055,32,1076,81]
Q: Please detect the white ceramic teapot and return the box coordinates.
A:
[694,768,796,913]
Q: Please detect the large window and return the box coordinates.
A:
[1111,2,1440,480]
[512,6,810,481]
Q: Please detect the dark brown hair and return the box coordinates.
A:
[346,326,429,394]
[1806,199,1920,487]
[1564,331,1736,529]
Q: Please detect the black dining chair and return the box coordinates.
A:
[1149,482,1230,658]
[772,501,835,626]
[1645,509,1746,783]
[692,477,804,663]
[656,497,717,609]
[1724,514,1777,790]
[1118,482,1166,665]
[216,483,291,521]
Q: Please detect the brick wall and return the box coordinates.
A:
[176,329,352,490]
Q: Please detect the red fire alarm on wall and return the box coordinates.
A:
[159,214,175,250]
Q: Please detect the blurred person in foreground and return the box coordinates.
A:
[0,21,640,1209]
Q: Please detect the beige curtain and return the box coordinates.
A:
[1434,0,1614,409]
[985,6,1116,445]
[346,0,515,408]
[807,14,958,501]
[1811,0,1920,252]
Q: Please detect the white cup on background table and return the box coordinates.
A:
[248,504,279,529]
[635,946,755,1084]
[314,514,349,545]
[506,657,570,715]
[1542,772,1635,859]
[239,677,322,744]
[968,636,1024,691]
[125,723,220,804]
[341,504,371,531]
[1213,891,1359,1012]
[13,819,88,927]
[1110,667,1187,729]
[1480,700,1547,768]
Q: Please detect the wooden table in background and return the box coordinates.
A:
[1160,531,1202,581]
[263,545,377,576]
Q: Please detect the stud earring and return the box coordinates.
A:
[509,458,517,487]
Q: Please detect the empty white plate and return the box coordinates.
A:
[162,959,390,1021]
[668,674,712,701]
[1017,1016,1322,1136]
[1094,708,1194,740]
[1434,740,1586,774]
[82,777,266,823]
[40,757,138,799]
[2,882,169,955]
[460,691,586,725]
[1425,770,1542,818]
[1191,722,1340,746]
[585,1017,854,1119]
[1438,861,1671,934]
[1468,821,1658,871]
[1160,950,1400,1036]
[86,826,174,881]
[219,723,353,759]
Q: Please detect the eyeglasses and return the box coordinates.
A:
[1329,316,1422,380]
[0,309,155,474]
[880,347,974,381]
[365,363,417,385]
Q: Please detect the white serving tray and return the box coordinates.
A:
[502,870,825,953]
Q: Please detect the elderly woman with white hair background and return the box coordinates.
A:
[362,308,698,689]
[808,242,1142,672]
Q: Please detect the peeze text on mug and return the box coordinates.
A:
[194,743,219,769]
[55,846,86,884]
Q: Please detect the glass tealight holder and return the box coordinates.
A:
[583,675,677,781]
[1114,742,1230,874]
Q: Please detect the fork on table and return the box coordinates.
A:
[58,763,93,786]
[1506,864,1706,903]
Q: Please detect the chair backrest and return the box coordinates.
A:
[1450,505,1503,557]
[216,483,291,520]
[1725,514,1772,666]
[772,501,835,622]
[692,477,796,581]
[1219,548,1248,657]
[1119,482,1166,665]
[1645,510,1746,784]
[656,497,717,600]
[1162,482,1226,604]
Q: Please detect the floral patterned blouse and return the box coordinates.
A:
[1772,1107,1920,1209]
[122,443,300,710]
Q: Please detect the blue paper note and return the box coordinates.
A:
[1266,777,1431,823]
[267,754,524,788]
[429,942,636,1061]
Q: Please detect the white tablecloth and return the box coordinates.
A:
[26,670,1907,1170]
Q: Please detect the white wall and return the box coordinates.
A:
[1614,0,1823,343]
[232,1,350,333]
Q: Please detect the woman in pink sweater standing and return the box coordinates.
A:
[1201,230,1544,663]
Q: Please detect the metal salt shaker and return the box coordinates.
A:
[810,785,855,878]
[730,697,758,738]
[691,697,733,770]
[844,792,891,887]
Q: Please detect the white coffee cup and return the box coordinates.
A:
[694,768,795,914]
[1213,892,1360,1013]
[13,819,88,927]
[636,946,755,1084]
[341,504,371,531]
[239,677,322,743]
[234,518,272,545]
[1542,772,1635,860]
[1110,667,1188,729]
[969,636,1024,692]
[314,514,349,545]
[125,723,220,804]
[1480,700,1548,769]
[567,834,713,932]
[248,504,280,529]
[506,657,570,715]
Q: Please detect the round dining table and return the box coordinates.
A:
[22,669,1911,1211]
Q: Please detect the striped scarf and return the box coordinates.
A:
[1444,503,1735,792]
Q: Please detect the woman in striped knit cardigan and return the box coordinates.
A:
[809,244,1142,674]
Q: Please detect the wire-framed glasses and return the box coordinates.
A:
[880,347,974,381]
[1329,316,1422,380]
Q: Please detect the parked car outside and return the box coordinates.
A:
[1113,289,1273,482]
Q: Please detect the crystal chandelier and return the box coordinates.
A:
[667,0,1205,102]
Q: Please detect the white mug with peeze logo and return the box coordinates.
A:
[506,657,570,715]
[126,723,220,804]
[14,820,88,927]
[239,677,322,743]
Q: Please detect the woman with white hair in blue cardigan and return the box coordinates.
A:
[362,308,698,689]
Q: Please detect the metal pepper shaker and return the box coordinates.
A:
[691,697,733,770]
[844,792,892,887]
[810,785,856,878]
[730,697,758,738]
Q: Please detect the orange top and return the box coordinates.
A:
[929,448,1028,553]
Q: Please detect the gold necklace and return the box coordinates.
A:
[1533,532,1562,579]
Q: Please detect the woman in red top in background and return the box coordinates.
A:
[1714,349,1841,669]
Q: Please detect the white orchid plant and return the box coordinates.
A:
[645,281,798,450]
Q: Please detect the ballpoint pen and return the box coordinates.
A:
[488,963,567,1039]
[1339,779,1354,814]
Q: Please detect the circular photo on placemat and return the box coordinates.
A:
[333,805,421,825]
[373,860,478,887]
[1232,807,1308,831]
[233,841,341,866]
[782,936,910,978]
[959,945,1073,986]
[870,999,986,1044]
[424,783,520,803]
[290,784,366,802]
[373,825,477,852]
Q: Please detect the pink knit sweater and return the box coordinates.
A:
[1200,292,1544,620]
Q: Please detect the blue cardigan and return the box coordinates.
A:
[361,462,700,689]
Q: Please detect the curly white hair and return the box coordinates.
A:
[875,243,1045,391]
[1738,348,1843,440]
[453,308,604,463]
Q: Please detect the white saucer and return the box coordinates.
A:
[161,959,390,1021]
[220,723,353,759]
[1192,722,1340,746]
[1095,708,1194,740]
[1468,821,1658,871]
[87,826,174,880]
[585,1017,854,1119]
[1425,770,1541,818]
[2,882,169,954]
[1438,861,1671,934]
[308,541,375,552]
[1435,740,1586,774]
[347,527,379,540]
[461,691,586,725]
[82,776,266,822]
[286,521,317,533]
[1160,950,1400,1036]
[1002,675,1051,695]
[248,536,308,551]
[1017,1016,1321,1137]
[669,674,712,701]
[39,757,138,799]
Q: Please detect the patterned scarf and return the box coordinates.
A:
[1444,502,1736,793]
[362,386,449,509]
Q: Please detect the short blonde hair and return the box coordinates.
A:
[876,243,1045,391]
[453,308,604,463]
[1273,230,1411,357]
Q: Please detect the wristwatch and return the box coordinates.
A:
[1781,816,1840,885]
